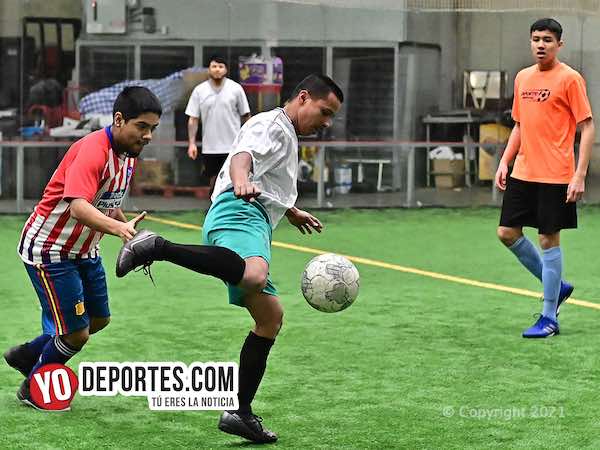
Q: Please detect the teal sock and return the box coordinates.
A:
[541,247,562,321]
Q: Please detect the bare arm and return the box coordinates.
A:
[70,199,146,242]
[567,117,595,202]
[230,152,261,202]
[500,123,521,166]
[494,123,521,191]
[187,116,200,160]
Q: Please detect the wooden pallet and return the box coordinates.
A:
[131,183,210,199]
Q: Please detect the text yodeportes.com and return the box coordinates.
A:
[78,362,238,410]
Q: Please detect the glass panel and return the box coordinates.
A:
[271,47,324,104]
[141,46,194,79]
[80,45,135,91]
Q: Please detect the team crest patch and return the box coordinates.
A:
[127,167,133,179]
[75,301,85,316]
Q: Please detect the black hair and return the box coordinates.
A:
[530,18,562,41]
[208,55,228,68]
[113,86,162,121]
[290,74,344,103]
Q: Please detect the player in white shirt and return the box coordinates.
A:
[185,55,251,194]
[116,74,343,443]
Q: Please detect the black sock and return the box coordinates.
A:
[154,238,245,285]
[237,332,275,415]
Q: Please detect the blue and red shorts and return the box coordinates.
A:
[24,256,110,336]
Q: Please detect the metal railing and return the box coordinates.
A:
[0,139,509,213]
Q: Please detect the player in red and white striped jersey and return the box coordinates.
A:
[4,86,162,410]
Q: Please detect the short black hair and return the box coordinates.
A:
[530,18,562,41]
[208,55,228,68]
[113,86,162,121]
[290,74,344,103]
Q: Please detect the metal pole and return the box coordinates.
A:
[317,145,325,208]
[16,145,24,213]
[406,145,415,207]
[492,144,500,204]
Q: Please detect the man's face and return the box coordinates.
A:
[208,61,227,81]
[530,29,562,65]
[295,91,341,136]
[113,112,160,157]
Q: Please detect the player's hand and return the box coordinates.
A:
[287,209,323,235]
[566,174,585,203]
[495,162,509,191]
[187,144,198,160]
[233,181,261,202]
[118,211,147,242]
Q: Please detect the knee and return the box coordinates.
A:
[497,227,521,247]
[63,328,90,350]
[89,316,110,334]
[256,310,284,339]
[242,269,268,293]
[539,234,559,250]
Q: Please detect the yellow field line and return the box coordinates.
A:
[138,214,600,311]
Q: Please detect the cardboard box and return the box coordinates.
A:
[479,123,511,181]
[433,159,465,188]
[135,160,171,186]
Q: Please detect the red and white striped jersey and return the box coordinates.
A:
[18,127,136,264]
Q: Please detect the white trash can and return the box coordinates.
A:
[334,164,352,194]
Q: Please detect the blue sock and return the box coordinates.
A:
[509,236,543,280]
[26,334,52,359]
[541,247,562,321]
[28,336,79,379]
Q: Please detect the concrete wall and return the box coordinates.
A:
[81,0,406,43]
[0,0,81,37]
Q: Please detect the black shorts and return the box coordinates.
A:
[202,154,228,178]
[499,176,577,234]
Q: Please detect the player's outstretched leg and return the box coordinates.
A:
[218,291,282,444]
[116,230,245,285]
[4,334,51,378]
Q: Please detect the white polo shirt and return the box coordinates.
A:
[213,108,299,228]
[185,78,251,154]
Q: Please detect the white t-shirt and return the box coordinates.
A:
[185,78,251,154]
[213,108,299,229]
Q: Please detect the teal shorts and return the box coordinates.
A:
[202,190,277,307]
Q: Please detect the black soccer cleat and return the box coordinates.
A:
[17,378,70,411]
[116,229,160,278]
[4,344,37,378]
[218,411,278,444]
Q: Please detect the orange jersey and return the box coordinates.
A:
[511,62,592,184]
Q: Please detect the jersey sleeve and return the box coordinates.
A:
[237,85,251,116]
[230,120,287,176]
[567,73,593,123]
[63,144,108,203]
[511,74,521,123]
[185,86,201,118]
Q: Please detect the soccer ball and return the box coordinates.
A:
[301,253,360,313]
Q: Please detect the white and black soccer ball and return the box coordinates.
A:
[301,253,360,313]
